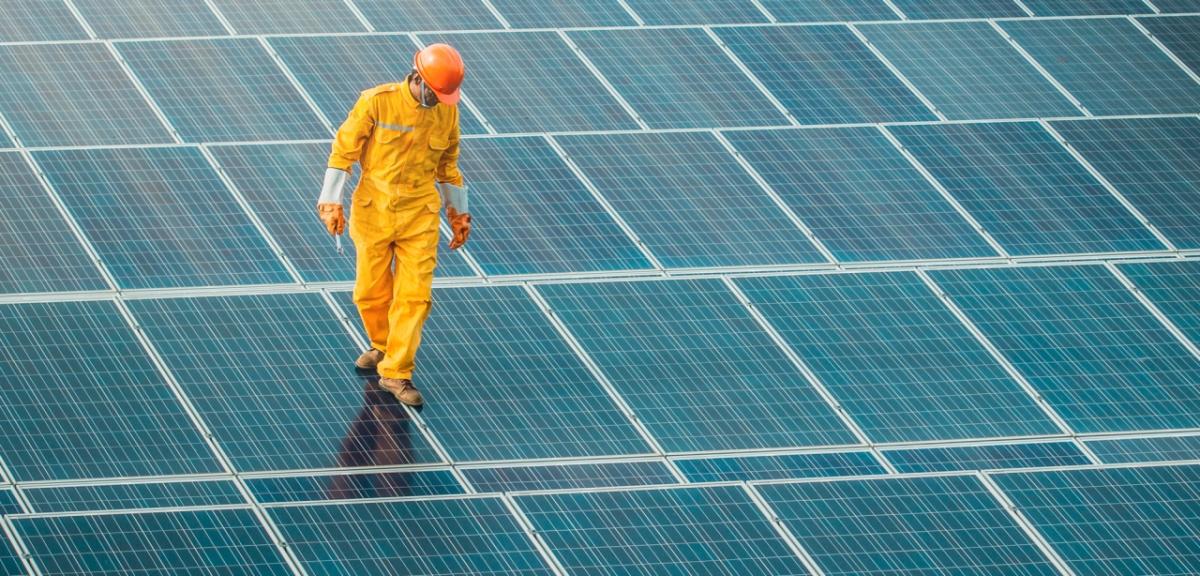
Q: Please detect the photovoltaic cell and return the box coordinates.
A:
[993,464,1200,575]
[0,301,220,482]
[556,132,826,268]
[353,0,503,31]
[674,452,886,483]
[247,470,465,503]
[0,527,21,576]
[208,0,365,33]
[1086,435,1200,464]
[883,442,1091,473]
[539,279,857,452]
[117,38,331,142]
[621,0,769,24]
[1022,0,1153,15]
[1151,0,1200,12]
[569,28,790,129]
[889,122,1163,256]
[1000,17,1200,115]
[758,0,899,21]
[1119,260,1200,344]
[757,475,1058,576]
[725,127,996,262]
[890,0,1027,18]
[859,22,1080,120]
[1138,16,1200,89]
[930,265,1200,434]
[23,481,245,513]
[714,26,935,125]
[127,293,442,472]
[0,491,17,515]
[34,147,292,289]
[462,462,678,492]
[0,0,88,42]
[268,497,554,575]
[489,0,638,27]
[516,485,812,576]
[72,0,228,39]
[0,44,175,147]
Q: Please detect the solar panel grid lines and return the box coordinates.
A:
[985,19,1093,117]
[1086,432,1200,463]
[971,471,1080,576]
[737,483,830,576]
[0,515,35,576]
[551,30,647,129]
[699,27,801,126]
[1103,261,1200,360]
[1127,15,1200,85]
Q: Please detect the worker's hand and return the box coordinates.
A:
[447,207,472,250]
[317,202,345,236]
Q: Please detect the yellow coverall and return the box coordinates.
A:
[329,82,463,380]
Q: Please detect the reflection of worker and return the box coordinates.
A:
[317,44,472,406]
[328,379,415,499]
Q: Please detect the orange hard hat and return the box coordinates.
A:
[413,43,465,106]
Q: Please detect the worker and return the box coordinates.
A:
[316,43,472,407]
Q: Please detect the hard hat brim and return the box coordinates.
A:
[433,86,461,106]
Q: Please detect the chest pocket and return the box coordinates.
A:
[424,136,449,175]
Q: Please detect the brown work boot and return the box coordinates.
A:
[355,349,385,371]
[379,377,423,406]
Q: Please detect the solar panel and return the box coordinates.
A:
[14,509,293,576]
[930,265,1200,434]
[673,451,886,482]
[859,22,1081,120]
[0,517,22,576]
[462,461,678,492]
[489,0,638,27]
[621,0,769,24]
[353,0,503,31]
[22,481,245,513]
[1000,17,1200,115]
[207,0,365,33]
[0,490,17,515]
[0,43,175,147]
[1119,260,1200,344]
[758,0,899,21]
[0,0,88,42]
[714,26,935,125]
[568,28,790,129]
[1151,0,1200,12]
[267,497,555,575]
[71,0,229,39]
[0,300,221,482]
[993,464,1200,575]
[1086,435,1200,463]
[883,441,1092,473]
[247,470,465,503]
[116,38,331,142]
[516,485,812,575]
[890,0,1027,18]
[538,279,857,452]
[757,475,1059,576]
[1022,0,1154,15]
[724,127,996,262]
[1139,16,1200,84]
[336,286,652,461]
[736,272,1059,442]
[889,122,1163,256]
[556,131,827,268]
[127,293,443,472]
[34,146,293,289]
[1050,117,1200,249]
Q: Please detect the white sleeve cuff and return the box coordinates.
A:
[318,168,348,204]
[436,182,468,213]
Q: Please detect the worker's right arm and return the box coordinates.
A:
[318,91,376,235]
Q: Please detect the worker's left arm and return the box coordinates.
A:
[435,117,472,249]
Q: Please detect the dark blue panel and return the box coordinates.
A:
[1087,435,1200,464]
[885,442,1092,473]
[760,0,899,21]
[517,485,812,576]
[890,122,1162,256]
[1153,0,1200,12]
[268,498,554,575]
[725,127,995,262]
[1052,117,1200,249]
[16,509,292,576]
[1119,260,1200,344]
[354,0,503,31]
[1024,0,1153,15]
[0,490,18,515]
[891,0,1026,17]
[464,462,678,492]
[931,265,1200,433]
[209,0,365,33]
[417,32,638,133]
[73,0,228,38]
[675,452,886,482]
[247,470,464,503]
[0,44,175,147]
[0,0,88,41]
[455,136,651,275]
[117,38,330,142]
[490,0,637,27]
[24,481,244,513]
[570,28,789,129]
[1,525,25,576]
[35,147,292,289]
[716,26,934,124]
[623,0,769,23]
[1138,16,1200,96]
[1001,18,1200,115]
[759,475,1058,576]
[128,293,442,472]
[336,287,651,461]
[994,464,1200,575]
[0,301,220,481]
[861,22,1080,120]
[737,272,1058,442]
[0,153,106,294]
[557,132,826,268]
[539,279,857,452]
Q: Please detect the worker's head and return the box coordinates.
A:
[410,43,464,108]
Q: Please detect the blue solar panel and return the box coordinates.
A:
[0,301,220,481]
[1119,260,1200,344]
[34,147,292,289]
[539,279,857,452]
[15,509,292,576]
[890,0,1027,18]
[889,122,1163,256]
[884,441,1092,473]
[354,0,503,31]
[0,491,17,515]
[0,43,175,147]
[72,0,228,39]
[463,462,678,492]
[759,0,899,21]
[569,28,790,129]
[674,452,886,482]
[737,272,1058,442]
[517,485,812,575]
[23,481,244,513]
[247,470,464,503]
[715,26,935,125]
[1023,0,1153,15]
[724,127,996,262]
[1139,16,1200,90]
[1152,0,1200,12]
[268,497,554,575]
[490,0,637,27]
[128,293,442,472]
[556,131,827,268]
[860,22,1080,120]
[208,0,365,33]
[0,518,22,576]
[0,0,88,42]
[1000,17,1200,115]
[1086,435,1200,463]
[930,265,1200,434]
[116,38,330,143]
[993,464,1200,575]
[622,0,769,24]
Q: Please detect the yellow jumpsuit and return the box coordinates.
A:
[329,82,463,380]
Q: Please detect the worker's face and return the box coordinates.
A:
[412,74,438,108]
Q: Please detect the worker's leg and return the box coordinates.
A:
[350,197,395,353]
[377,195,441,380]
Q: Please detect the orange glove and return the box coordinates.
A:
[447,207,472,250]
[317,203,345,236]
